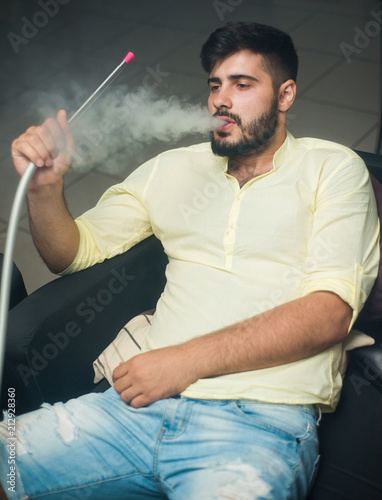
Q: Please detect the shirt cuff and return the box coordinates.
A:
[301,264,365,331]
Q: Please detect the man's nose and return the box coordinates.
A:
[212,87,232,109]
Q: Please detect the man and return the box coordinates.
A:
[0,21,379,499]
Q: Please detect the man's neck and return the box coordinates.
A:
[227,128,286,187]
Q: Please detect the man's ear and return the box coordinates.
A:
[278,79,296,112]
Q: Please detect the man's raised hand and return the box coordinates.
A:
[11,109,74,190]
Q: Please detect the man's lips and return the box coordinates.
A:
[215,116,236,130]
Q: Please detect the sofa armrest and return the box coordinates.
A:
[350,345,382,393]
[350,318,382,393]
[0,253,28,309]
[0,235,168,415]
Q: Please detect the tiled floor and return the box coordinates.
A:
[1,0,381,293]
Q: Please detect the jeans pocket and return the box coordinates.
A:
[231,401,315,442]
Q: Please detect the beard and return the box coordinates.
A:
[210,96,279,157]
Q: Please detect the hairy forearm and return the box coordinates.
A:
[182,291,352,380]
[114,290,353,408]
[27,180,79,274]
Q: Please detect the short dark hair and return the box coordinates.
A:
[200,21,298,89]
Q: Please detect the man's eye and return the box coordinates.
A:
[237,83,249,89]
[210,85,220,92]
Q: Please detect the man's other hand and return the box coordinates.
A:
[113,345,198,408]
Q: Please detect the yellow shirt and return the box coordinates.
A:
[64,132,380,411]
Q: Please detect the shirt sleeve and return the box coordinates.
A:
[61,158,156,275]
[301,154,380,329]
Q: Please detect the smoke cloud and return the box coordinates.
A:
[23,85,216,176]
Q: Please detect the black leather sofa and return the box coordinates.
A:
[1,150,381,499]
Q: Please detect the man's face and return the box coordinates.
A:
[207,50,280,157]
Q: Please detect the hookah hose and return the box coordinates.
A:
[0,52,135,396]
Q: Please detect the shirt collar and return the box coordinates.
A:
[217,130,297,173]
[273,130,297,171]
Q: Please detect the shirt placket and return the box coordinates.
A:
[223,171,274,268]
[223,188,242,269]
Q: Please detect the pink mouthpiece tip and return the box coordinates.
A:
[124,52,135,64]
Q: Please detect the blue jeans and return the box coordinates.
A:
[0,388,320,499]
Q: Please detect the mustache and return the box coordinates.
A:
[213,110,242,127]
